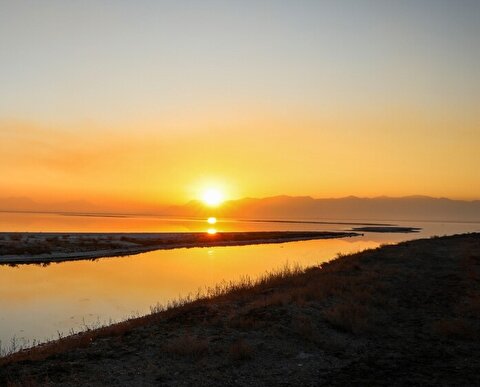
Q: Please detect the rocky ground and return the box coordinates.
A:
[1,233,479,386]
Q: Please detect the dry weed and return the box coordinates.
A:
[164,334,209,358]
[323,302,371,334]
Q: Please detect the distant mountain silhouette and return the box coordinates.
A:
[2,195,480,222]
[169,195,480,222]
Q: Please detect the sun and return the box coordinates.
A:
[202,188,224,207]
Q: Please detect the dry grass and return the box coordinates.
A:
[0,263,304,365]
[0,260,288,358]
[0,246,391,366]
[323,302,372,334]
[164,334,209,358]
[0,316,154,366]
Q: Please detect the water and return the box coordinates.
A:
[0,211,479,352]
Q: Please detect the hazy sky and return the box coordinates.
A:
[1,1,479,207]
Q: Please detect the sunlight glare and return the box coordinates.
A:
[207,217,217,224]
[207,228,217,235]
[202,188,224,207]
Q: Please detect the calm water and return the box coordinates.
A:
[0,212,479,351]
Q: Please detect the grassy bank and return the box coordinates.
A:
[1,233,479,386]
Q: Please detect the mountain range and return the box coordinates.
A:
[1,195,480,223]
[168,195,480,222]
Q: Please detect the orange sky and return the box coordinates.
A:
[1,2,479,208]
[1,106,479,209]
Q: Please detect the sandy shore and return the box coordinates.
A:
[1,233,479,386]
[0,231,358,264]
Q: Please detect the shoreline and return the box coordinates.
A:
[0,231,359,265]
[2,233,479,385]
[350,226,420,233]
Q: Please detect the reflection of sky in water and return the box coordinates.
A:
[0,213,479,349]
[1,211,479,237]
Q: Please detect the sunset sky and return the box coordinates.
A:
[1,1,479,209]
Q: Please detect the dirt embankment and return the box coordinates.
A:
[1,233,479,386]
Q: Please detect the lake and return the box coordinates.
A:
[1,211,479,352]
